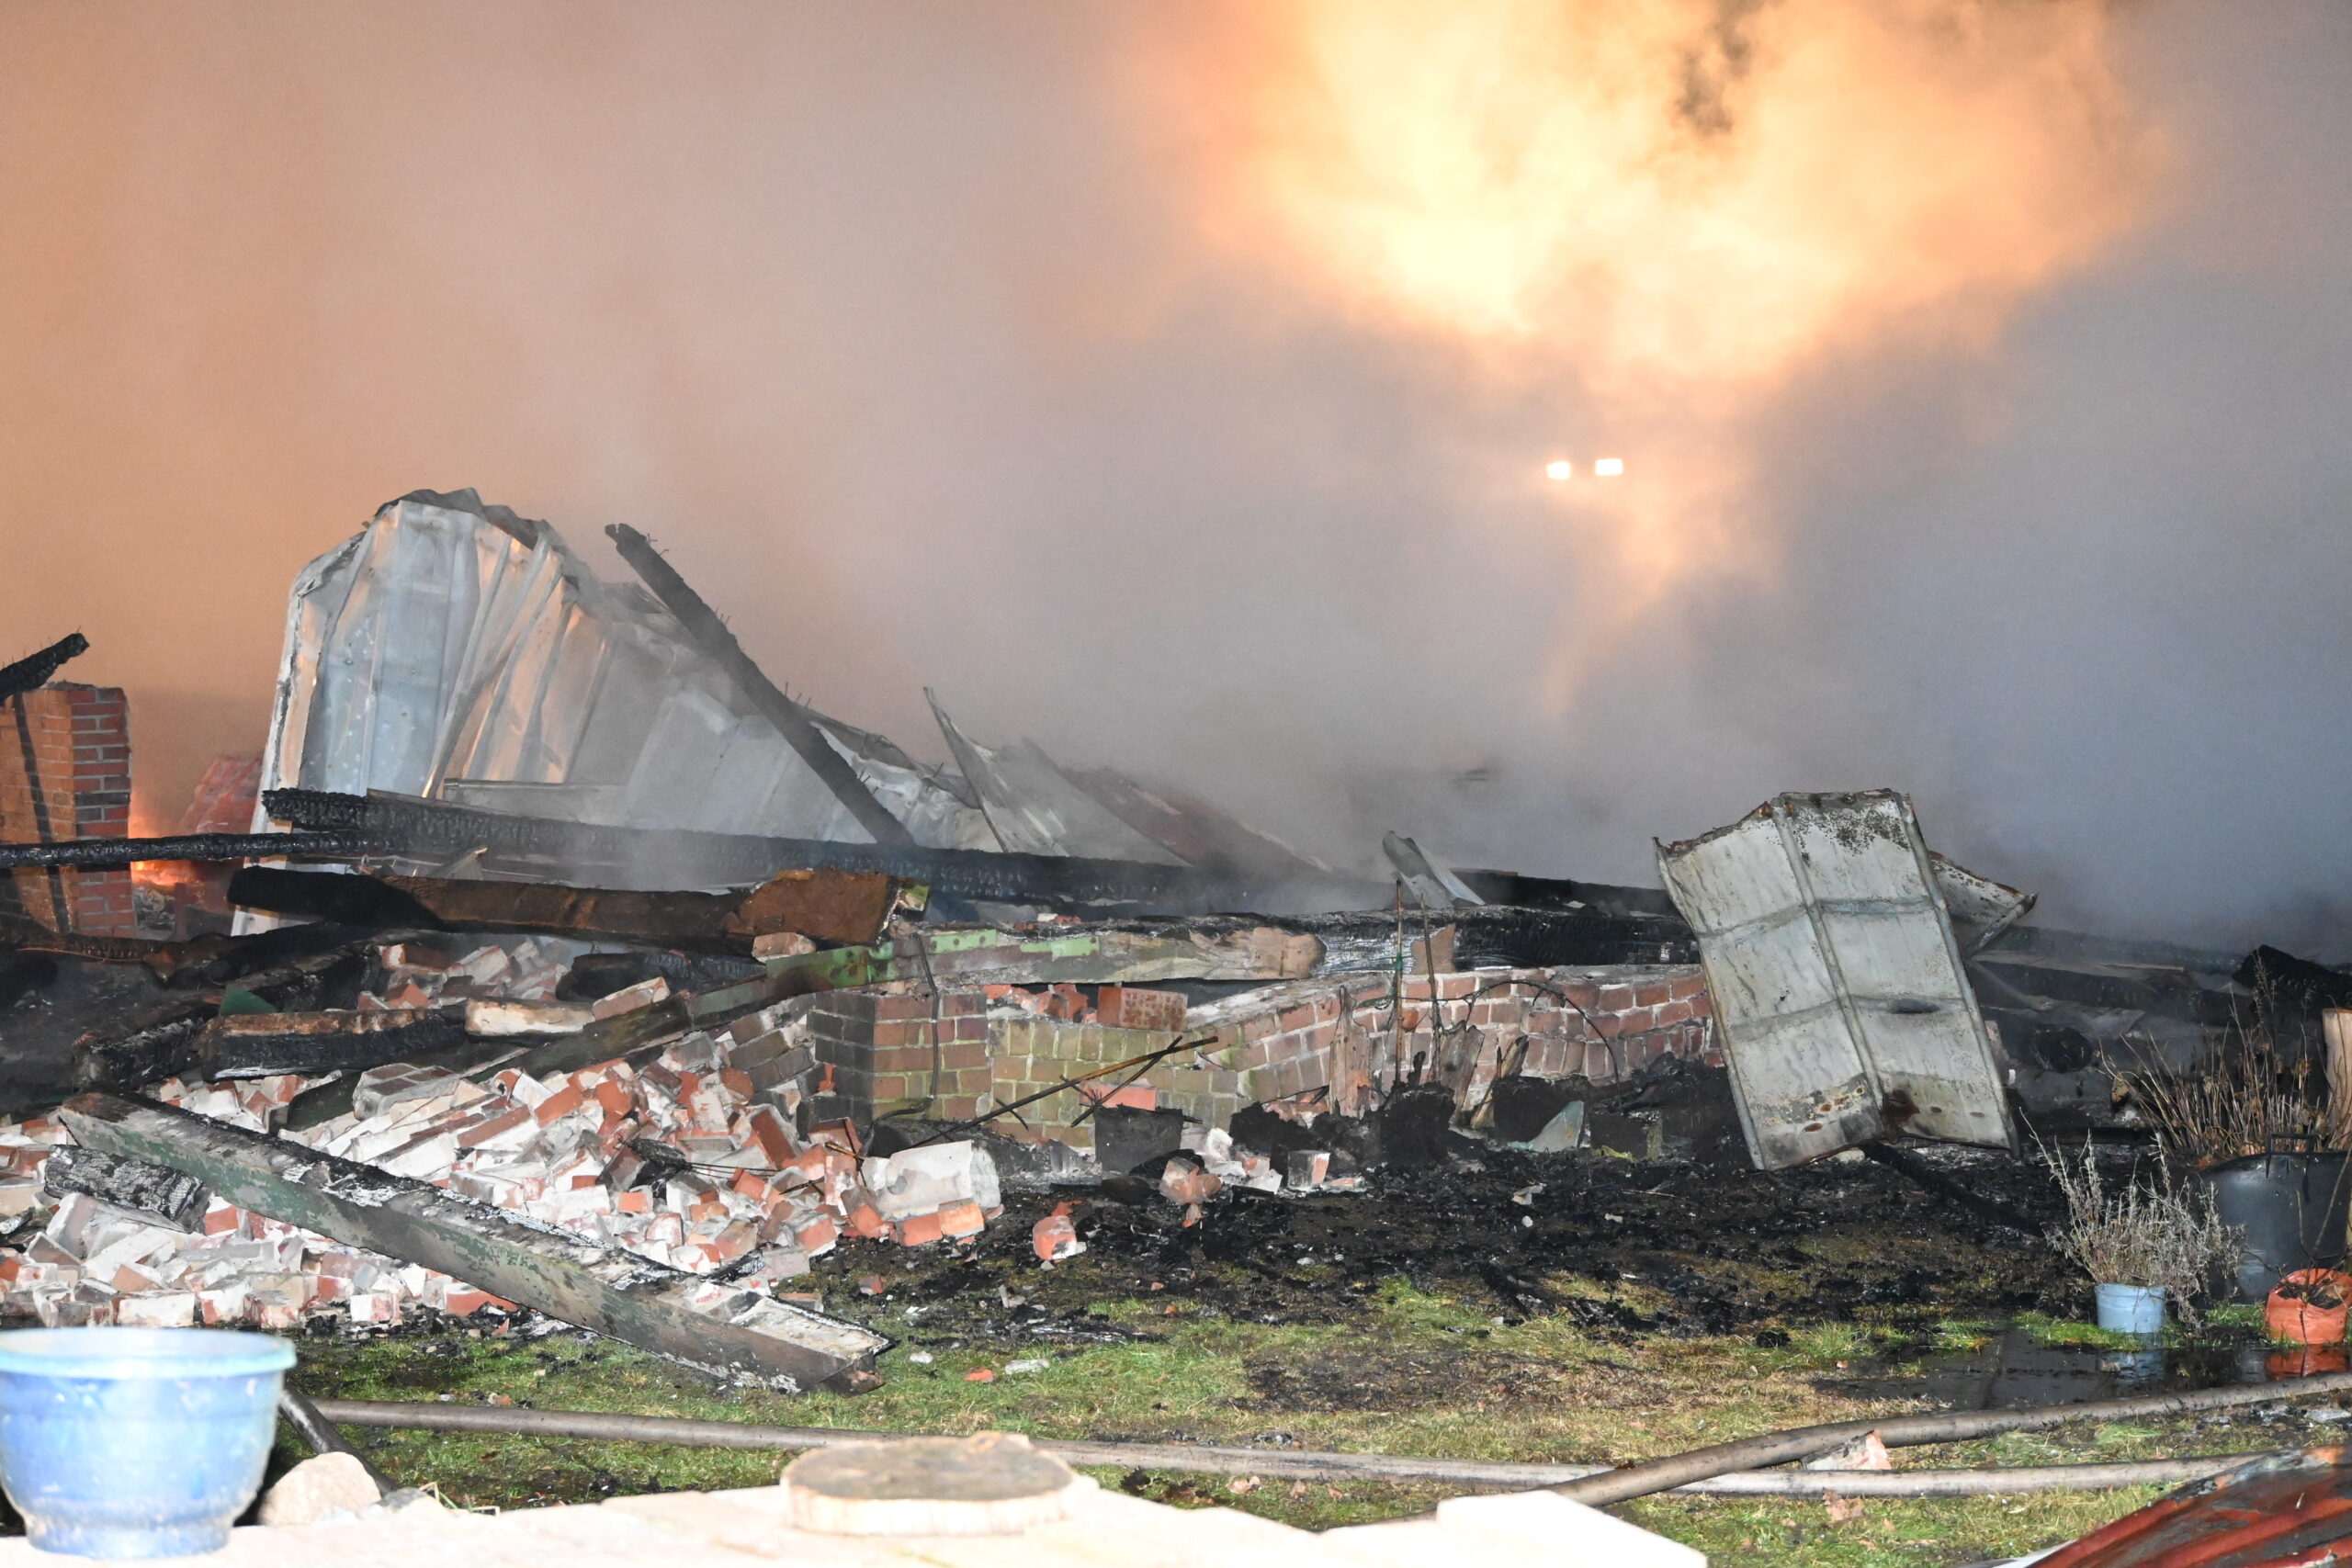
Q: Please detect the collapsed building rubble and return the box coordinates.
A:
[3,487,2349,1395]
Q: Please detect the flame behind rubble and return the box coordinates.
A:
[1194,0,2154,694]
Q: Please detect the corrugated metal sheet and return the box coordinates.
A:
[925,691,1183,864]
[1929,852,2037,955]
[255,491,990,879]
[1656,791,2016,1169]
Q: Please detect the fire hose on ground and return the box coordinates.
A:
[304,1368,2352,1502]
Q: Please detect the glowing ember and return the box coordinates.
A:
[1544,459,1573,481]
[1594,458,1624,478]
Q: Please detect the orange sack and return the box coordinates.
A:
[2266,1268,2352,1346]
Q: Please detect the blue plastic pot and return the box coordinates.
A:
[2096,1282,2166,1337]
[0,1327,294,1558]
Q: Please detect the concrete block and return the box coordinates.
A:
[860,1141,1001,1222]
[258,1453,381,1527]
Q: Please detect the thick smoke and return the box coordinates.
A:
[0,3,2346,953]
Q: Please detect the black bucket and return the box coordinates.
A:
[2203,1151,2352,1303]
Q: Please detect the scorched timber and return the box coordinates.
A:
[74,934,407,1089]
[0,633,89,705]
[196,1008,466,1080]
[0,831,380,872]
[59,1092,888,1391]
[227,864,898,951]
[264,788,1228,910]
[40,1146,210,1232]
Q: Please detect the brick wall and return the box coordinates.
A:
[792,964,1716,1151]
[797,990,996,1126]
[0,683,134,936]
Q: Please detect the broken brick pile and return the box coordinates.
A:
[361,938,579,1010]
[0,942,1007,1330]
[0,1100,515,1329]
[0,927,1719,1331]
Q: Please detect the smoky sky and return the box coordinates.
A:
[0,2,2346,954]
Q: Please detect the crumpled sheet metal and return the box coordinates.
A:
[926,691,1182,864]
[255,491,989,877]
[1657,790,2016,1169]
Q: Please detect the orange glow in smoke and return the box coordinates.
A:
[1214,0,2153,698]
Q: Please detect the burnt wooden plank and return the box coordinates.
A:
[196,1008,466,1079]
[41,1145,209,1230]
[59,1093,887,1391]
[228,864,898,951]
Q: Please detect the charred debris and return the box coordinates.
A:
[0,487,2343,1380]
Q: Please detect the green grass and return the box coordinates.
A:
[270,1285,2314,1565]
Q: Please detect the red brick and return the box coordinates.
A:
[1657,1000,1692,1027]
[1097,987,1187,1032]
[533,1084,587,1125]
[744,1106,795,1167]
[937,1200,986,1238]
[894,1211,943,1247]
[1033,1213,1080,1262]
[456,1105,533,1148]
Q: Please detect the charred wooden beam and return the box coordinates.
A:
[605,525,914,848]
[0,831,379,871]
[227,864,898,951]
[0,913,173,965]
[74,935,396,1089]
[40,1145,209,1231]
[1453,868,1686,923]
[0,633,89,705]
[148,922,418,992]
[75,1010,215,1091]
[196,1008,466,1080]
[60,1092,888,1391]
[264,788,1225,911]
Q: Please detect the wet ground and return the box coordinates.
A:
[842,1131,2086,1349]
[1821,1327,2277,1409]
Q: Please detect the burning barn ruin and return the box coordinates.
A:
[1,486,2348,1399]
